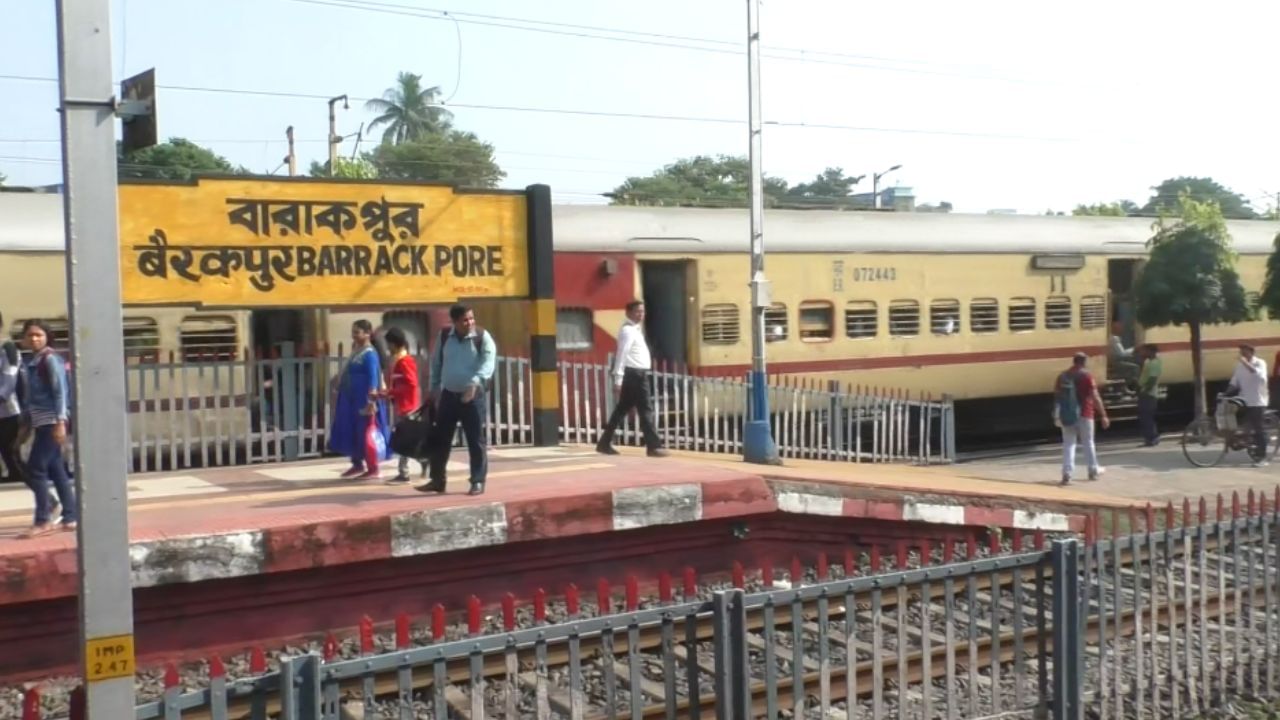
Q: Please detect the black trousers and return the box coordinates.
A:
[0,416,24,485]
[1244,406,1268,461]
[1137,395,1159,444]
[599,368,661,451]
[427,388,488,484]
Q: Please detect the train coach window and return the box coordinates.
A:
[970,299,999,334]
[1008,298,1037,332]
[1045,297,1073,330]
[555,308,593,351]
[179,315,239,361]
[1080,296,1107,330]
[930,300,961,336]
[799,301,833,341]
[888,300,920,337]
[123,317,160,363]
[701,304,741,345]
[1246,292,1263,321]
[764,304,788,342]
[844,301,877,339]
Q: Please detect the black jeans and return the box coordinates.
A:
[599,368,661,451]
[1137,395,1159,444]
[1244,406,1268,461]
[428,388,488,484]
[0,416,23,484]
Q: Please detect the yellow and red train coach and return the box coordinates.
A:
[549,206,1280,436]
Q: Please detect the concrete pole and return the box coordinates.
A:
[55,0,137,716]
[286,125,297,176]
[743,0,780,465]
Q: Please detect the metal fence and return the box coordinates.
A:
[118,349,954,473]
[15,500,1280,718]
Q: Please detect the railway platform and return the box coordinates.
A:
[0,444,1118,679]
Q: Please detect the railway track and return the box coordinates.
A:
[115,508,1280,720]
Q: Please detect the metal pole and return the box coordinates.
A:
[873,175,880,210]
[55,0,137,716]
[327,102,338,174]
[743,0,780,465]
[286,125,297,176]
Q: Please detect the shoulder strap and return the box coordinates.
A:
[472,326,487,354]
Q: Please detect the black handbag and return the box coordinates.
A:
[389,400,434,458]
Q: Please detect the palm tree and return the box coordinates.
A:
[364,72,453,145]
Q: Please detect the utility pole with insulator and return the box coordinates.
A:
[743,0,781,466]
[327,94,348,175]
[285,125,297,176]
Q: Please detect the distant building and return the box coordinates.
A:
[0,184,63,194]
[849,185,915,212]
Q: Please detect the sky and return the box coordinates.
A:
[3,0,1278,214]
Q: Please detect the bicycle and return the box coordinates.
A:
[1181,394,1280,468]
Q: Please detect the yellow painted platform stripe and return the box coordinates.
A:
[533,370,559,410]
[531,298,556,336]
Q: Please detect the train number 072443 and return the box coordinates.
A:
[852,267,897,282]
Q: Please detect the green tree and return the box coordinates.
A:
[609,155,788,207]
[367,132,504,187]
[365,72,453,145]
[1073,200,1138,216]
[1134,194,1249,417]
[308,157,379,179]
[1142,177,1255,220]
[118,137,246,180]
[1258,231,1280,329]
[786,167,864,200]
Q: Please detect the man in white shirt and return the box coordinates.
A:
[596,301,667,457]
[1227,343,1270,466]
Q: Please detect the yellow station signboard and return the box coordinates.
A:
[119,177,529,307]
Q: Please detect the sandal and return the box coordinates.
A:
[18,524,57,539]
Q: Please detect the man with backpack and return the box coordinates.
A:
[417,304,496,497]
[1055,352,1110,485]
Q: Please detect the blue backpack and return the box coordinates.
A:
[1056,369,1081,426]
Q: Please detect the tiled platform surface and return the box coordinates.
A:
[0,445,1121,605]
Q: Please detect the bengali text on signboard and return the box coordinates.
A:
[119,178,529,307]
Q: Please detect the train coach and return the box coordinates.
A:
[4,189,1280,445]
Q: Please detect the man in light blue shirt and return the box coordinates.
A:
[418,304,496,496]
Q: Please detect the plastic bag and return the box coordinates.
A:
[365,414,387,470]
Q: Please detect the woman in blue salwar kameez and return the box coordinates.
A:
[329,319,391,479]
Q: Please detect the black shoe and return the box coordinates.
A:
[386,474,411,485]
[596,443,620,456]
[647,448,669,458]
[415,478,446,494]
[467,481,485,496]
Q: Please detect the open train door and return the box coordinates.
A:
[1103,258,1147,417]
[638,260,691,367]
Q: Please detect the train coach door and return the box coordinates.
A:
[1107,258,1144,391]
[639,260,689,367]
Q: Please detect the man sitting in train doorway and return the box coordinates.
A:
[1055,352,1110,485]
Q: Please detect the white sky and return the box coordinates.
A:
[3,0,1277,213]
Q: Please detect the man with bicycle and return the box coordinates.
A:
[1227,344,1269,467]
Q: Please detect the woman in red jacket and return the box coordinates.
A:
[378,327,427,483]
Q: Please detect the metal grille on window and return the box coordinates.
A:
[10,319,71,350]
[930,299,961,335]
[844,301,877,339]
[123,317,160,363]
[1080,296,1107,330]
[1009,298,1037,332]
[1045,296,1072,330]
[798,301,833,341]
[555,308,593,351]
[1246,291,1263,321]
[700,304,740,345]
[764,304,788,342]
[970,298,999,333]
[179,315,239,361]
[888,300,920,337]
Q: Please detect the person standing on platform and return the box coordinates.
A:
[17,319,75,538]
[1136,344,1163,447]
[377,327,427,484]
[596,300,668,458]
[0,311,25,486]
[328,319,390,480]
[1054,352,1109,485]
[1226,343,1270,467]
[417,304,495,497]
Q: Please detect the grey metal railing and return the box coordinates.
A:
[116,349,953,473]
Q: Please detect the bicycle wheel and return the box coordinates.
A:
[1182,415,1227,468]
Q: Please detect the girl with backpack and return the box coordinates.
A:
[17,319,76,537]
